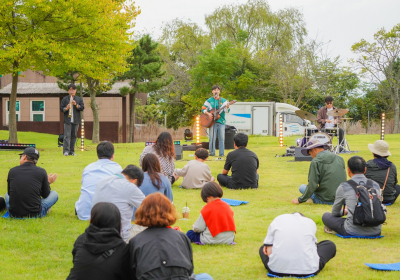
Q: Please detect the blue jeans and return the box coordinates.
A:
[186,230,201,243]
[5,191,58,217]
[196,273,213,280]
[209,122,225,156]
[299,184,333,205]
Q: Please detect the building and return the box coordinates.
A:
[0,71,146,143]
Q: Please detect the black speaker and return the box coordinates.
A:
[175,145,183,160]
[294,147,312,161]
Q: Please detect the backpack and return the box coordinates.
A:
[347,179,386,227]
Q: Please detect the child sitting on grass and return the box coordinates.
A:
[174,148,214,189]
[186,182,236,244]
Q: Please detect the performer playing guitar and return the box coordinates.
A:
[201,85,231,158]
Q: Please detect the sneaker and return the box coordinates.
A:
[216,157,224,161]
[69,153,76,156]
[324,226,335,234]
[306,198,314,203]
[63,152,69,156]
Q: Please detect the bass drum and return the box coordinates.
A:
[309,132,332,145]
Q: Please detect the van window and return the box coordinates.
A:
[285,114,304,126]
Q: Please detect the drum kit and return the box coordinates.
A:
[295,109,352,154]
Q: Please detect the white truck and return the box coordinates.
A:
[225,102,314,137]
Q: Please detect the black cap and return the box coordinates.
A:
[19,147,40,160]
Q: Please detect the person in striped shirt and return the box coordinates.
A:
[202,85,230,157]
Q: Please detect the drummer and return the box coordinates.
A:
[317,96,344,147]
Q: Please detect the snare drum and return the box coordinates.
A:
[305,128,318,137]
[309,132,332,145]
[324,128,338,137]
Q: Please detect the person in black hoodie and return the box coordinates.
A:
[365,140,400,204]
[129,193,213,280]
[67,202,130,280]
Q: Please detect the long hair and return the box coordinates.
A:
[135,193,177,227]
[153,132,175,161]
[90,202,122,234]
[142,153,162,190]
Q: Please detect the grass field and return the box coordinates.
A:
[1,131,400,280]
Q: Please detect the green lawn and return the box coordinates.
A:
[1,131,400,280]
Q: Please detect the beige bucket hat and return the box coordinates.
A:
[368,140,391,157]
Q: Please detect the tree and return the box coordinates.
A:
[205,0,306,52]
[118,35,172,142]
[156,20,211,128]
[351,24,400,133]
[0,0,138,143]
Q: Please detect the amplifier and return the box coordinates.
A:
[175,144,183,160]
[294,147,312,161]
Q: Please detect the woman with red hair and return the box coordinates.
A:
[129,193,212,280]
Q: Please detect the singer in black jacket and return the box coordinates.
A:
[60,84,84,156]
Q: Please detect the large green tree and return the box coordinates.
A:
[0,0,137,143]
[351,24,400,133]
[205,0,307,51]
[118,35,172,142]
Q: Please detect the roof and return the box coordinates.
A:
[0,82,131,95]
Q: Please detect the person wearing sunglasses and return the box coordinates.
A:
[317,96,344,148]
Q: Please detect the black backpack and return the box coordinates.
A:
[347,179,386,227]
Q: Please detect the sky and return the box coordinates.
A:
[133,0,400,65]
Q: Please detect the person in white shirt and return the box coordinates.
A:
[259,213,336,277]
[174,148,214,189]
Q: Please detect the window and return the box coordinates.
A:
[285,114,304,126]
[30,100,45,121]
[6,100,20,125]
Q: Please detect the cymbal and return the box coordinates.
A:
[327,109,349,117]
[295,110,317,121]
[341,117,353,120]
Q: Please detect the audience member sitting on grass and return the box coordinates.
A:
[186,182,236,244]
[92,165,145,242]
[259,213,336,277]
[365,140,400,205]
[67,202,130,280]
[292,139,346,205]
[174,148,215,189]
[140,132,178,185]
[130,193,213,280]
[323,156,383,236]
[140,153,173,200]
[5,147,58,218]
[217,133,259,189]
[132,154,173,219]
[75,141,122,220]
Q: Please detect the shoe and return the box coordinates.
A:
[216,157,224,161]
[69,153,76,156]
[324,226,335,234]
[63,152,69,156]
[306,198,314,203]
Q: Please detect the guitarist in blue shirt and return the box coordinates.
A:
[201,85,230,157]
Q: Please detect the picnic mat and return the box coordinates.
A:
[221,198,249,206]
[365,262,400,271]
[336,234,384,239]
[1,211,9,218]
[267,273,315,278]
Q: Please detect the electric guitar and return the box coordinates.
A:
[200,100,236,128]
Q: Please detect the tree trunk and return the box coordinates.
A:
[8,62,19,143]
[88,78,100,143]
[129,92,137,143]
[392,87,399,133]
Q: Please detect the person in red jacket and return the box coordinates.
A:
[186,182,236,244]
